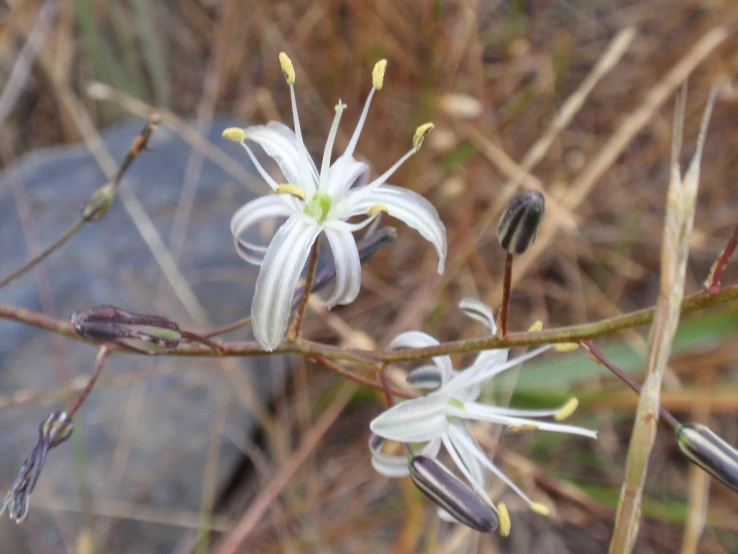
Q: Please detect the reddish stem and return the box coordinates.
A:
[68,347,110,419]
[705,223,738,289]
[497,252,514,337]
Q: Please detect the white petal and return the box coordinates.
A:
[230,195,296,265]
[388,331,452,383]
[458,298,497,334]
[449,403,598,439]
[451,349,510,400]
[345,185,446,273]
[441,434,495,506]
[244,122,318,194]
[406,364,443,390]
[323,226,361,308]
[324,154,370,197]
[447,423,486,487]
[450,423,535,505]
[369,434,440,478]
[370,394,450,443]
[251,215,321,351]
[446,345,550,394]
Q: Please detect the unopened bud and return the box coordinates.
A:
[71,305,182,354]
[676,423,738,493]
[81,183,116,222]
[409,456,498,533]
[497,190,545,255]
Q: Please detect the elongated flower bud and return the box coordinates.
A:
[676,423,738,493]
[497,190,545,254]
[71,305,182,354]
[81,183,116,222]
[409,456,498,533]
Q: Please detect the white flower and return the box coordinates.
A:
[224,54,447,351]
[369,299,597,528]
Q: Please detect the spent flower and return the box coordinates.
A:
[224,53,447,351]
[370,298,597,533]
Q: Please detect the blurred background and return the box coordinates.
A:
[0,0,738,552]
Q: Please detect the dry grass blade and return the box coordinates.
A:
[608,87,717,554]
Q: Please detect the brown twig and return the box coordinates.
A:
[497,252,514,337]
[68,347,111,419]
[704,223,738,290]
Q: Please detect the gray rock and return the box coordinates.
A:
[0,117,281,553]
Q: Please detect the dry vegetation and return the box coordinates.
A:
[2,0,738,552]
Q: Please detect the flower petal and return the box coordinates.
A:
[406,364,444,390]
[447,422,486,488]
[244,122,318,194]
[449,403,598,439]
[251,215,321,351]
[458,298,496,334]
[370,394,450,443]
[324,154,370,197]
[322,226,361,308]
[388,331,452,383]
[231,195,296,265]
[345,185,446,273]
[369,434,440,478]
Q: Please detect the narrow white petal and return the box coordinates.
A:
[323,155,370,197]
[441,434,495,506]
[370,394,450,443]
[345,185,446,273]
[252,215,321,351]
[447,345,551,394]
[449,403,598,439]
[369,434,441,478]
[388,331,452,382]
[447,423,486,487]
[458,298,497,334]
[450,425,535,505]
[244,122,318,194]
[323,226,361,308]
[451,348,510,400]
[230,195,296,265]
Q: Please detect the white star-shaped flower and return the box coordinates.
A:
[370,299,597,529]
[223,54,446,351]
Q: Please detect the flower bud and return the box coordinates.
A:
[409,455,498,533]
[676,423,738,493]
[81,183,116,222]
[497,190,545,255]
[71,305,182,354]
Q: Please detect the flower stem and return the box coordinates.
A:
[497,252,514,337]
[68,347,110,419]
[289,236,321,341]
[581,340,680,430]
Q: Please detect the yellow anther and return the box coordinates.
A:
[366,203,389,216]
[413,123,434,151]
[372,59,388,90]
[497,502,511,537]
[528,320,543,332]
[554,397,579,421]
[279,52,296,85]
[554,342,579,352]
[222,127,246,142]
[508,423,539,432]
[531,502,551,517]
[275,184,306,200]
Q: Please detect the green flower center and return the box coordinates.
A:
[304,191,332,223]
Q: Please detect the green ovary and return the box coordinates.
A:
[304,192,332,223]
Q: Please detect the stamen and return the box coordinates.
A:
[508,423,539,432]
[366,203,389,216]
[222,127,246,142]
[531,502,551,516]
[319,101,347,187]
[554,342,579,352]
[278,52,296,84]
[275,184,306,200]
[554,398,579,421]
[497,503,511,537]
[528,320,543,332]
[372,59,388,90]
[413,122,434,152]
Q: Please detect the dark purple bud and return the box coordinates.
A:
[409,455,498,533]
[497,190,545,254]
[71,305,181,354]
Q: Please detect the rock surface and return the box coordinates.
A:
[0,117,280,553]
